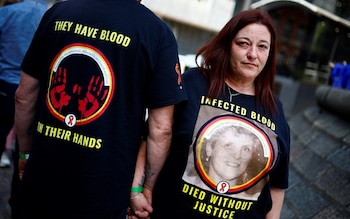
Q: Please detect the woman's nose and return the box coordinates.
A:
[247,46,258,59]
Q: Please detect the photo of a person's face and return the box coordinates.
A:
[182,114,274,199]
[206,126,255,185]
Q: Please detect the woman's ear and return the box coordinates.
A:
[206,143,213,158]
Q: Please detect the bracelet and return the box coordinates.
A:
[19,153,30,160]
[131,186,143,193]
[130,193,142,200]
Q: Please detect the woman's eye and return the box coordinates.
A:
[238,41,248,46]
[259,45,269,50]
[224,144,232,149]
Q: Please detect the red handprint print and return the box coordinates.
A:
[49,67,71,113]
[77,75,108,118]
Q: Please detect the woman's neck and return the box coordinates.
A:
[225,78,255,95]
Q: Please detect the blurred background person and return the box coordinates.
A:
[0,0,47,217]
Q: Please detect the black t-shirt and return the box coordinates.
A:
[152,68,290,219]
[20,0,186,218]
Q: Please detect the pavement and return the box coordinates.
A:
[282,106,350,219]
[0,81,349,219]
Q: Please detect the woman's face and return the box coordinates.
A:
[206,128,255,183]
[230,23,271,81]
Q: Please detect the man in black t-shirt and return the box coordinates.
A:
[15,0,186,218]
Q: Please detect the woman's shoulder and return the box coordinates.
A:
[182,67,205,82]
[183,67,201,75]
[272,93,285,112]
[181,67,208,96]
[271,94,290,133]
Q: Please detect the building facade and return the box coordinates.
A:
[252,0,350,84]
[142,0,350,85]
[142,0,236,55]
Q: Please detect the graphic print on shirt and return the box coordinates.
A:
[195,115,272,194]
[46,43,115,127]
[182,104,278,216]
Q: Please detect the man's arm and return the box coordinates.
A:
[15,72,40,179]
[266,187,285,219]
[129,105,174,219]
[143,105,173,190]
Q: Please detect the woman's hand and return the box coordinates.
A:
[128,190,153,219]
[18,159,27,180]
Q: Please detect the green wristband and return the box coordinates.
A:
[131,186,143,193]
[19,153,30,160]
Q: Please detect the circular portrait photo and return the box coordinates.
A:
[186,115,274,199]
